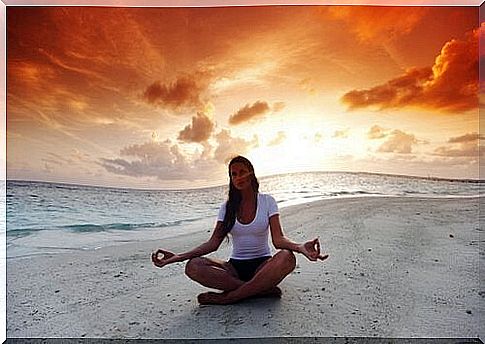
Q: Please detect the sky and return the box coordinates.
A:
[6,5,483,189]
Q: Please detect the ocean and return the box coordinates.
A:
[5,172,482,258]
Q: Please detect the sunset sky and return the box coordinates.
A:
[6,5,482,189]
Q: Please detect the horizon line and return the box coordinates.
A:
[5,170,483,192]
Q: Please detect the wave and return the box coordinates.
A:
[6,216,211,236]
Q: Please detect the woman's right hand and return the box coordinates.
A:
[151,249,181,268]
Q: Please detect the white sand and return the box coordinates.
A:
[6,197,484,339]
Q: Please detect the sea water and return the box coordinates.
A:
[5,172,482,258]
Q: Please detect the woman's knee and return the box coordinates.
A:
[278,249,296,272]
[185,257,205,277]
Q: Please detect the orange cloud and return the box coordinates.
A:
[228,101,271,125]
[178,112,215,143]
[342,27,479,113]
[367,125,388,139]
[377,129,418,154]
[326,6,428,43]
[8,61,56,87]
[142,74,210,111]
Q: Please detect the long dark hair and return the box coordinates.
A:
[222,156,259,235]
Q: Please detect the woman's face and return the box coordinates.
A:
[230,162,253,191]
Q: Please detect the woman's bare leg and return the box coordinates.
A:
[198,249,296,304]
[185,257,244,291]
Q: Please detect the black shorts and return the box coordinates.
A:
[228,256,272,282]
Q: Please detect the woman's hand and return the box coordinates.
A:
[151,249,181,268]
[299,238,329,262]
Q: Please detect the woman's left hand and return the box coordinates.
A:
[299,238,329,262]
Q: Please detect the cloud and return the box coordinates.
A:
[100,140,192,179]
[433,132,483,157]
[8,61,57,87]
[447,132,485,143]
[327,7,428,43]
[377,130,418,154]
[100,129,259,179]
[178,112,215,143]
[272,102,286,112]
[142,73,211,111]
[214,129,258,163]
[433,142,479,158]
[299,78,317,95]
[333,129,349,139]
[341,27,479,113]
[268,131,286,146]
[228,101,271,125]
[367,125,388,140]
[41,158,64,167]
[42,152,73,166]
[42,150,93,166]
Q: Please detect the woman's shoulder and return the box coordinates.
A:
[258,192,276,203]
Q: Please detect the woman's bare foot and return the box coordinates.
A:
[197,287,282,305]
[197,291,232,305]
[255,286,282,298]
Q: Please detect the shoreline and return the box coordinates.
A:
[6,194,483,260]
[6,196,484,339]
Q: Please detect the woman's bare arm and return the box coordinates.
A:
[152,222,226,268]
[269,215,302,252]
[269,215,328,261]
[178,222,226,260]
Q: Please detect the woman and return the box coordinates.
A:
[151,155,328,305]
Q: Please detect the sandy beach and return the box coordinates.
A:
[6,196,484,339]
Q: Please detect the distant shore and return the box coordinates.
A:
[6,169,484,192]
[6,196,483,339]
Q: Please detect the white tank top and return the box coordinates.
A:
[217,193,279,260]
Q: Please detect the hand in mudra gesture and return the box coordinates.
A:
[299,238,328,261]
[151,249,181,268]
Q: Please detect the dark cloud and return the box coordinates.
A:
[433,142,479,157]
[100,130,259,179]
[142,73,210,111]
[448,132,485,143]
[100,140,191,179]
[178,112,215,143]
[342,27,479,113]
[434,132,483,157]
[229,101,271,125]
[377,130,418,154]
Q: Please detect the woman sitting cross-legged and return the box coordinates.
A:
[151,155,329,305]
